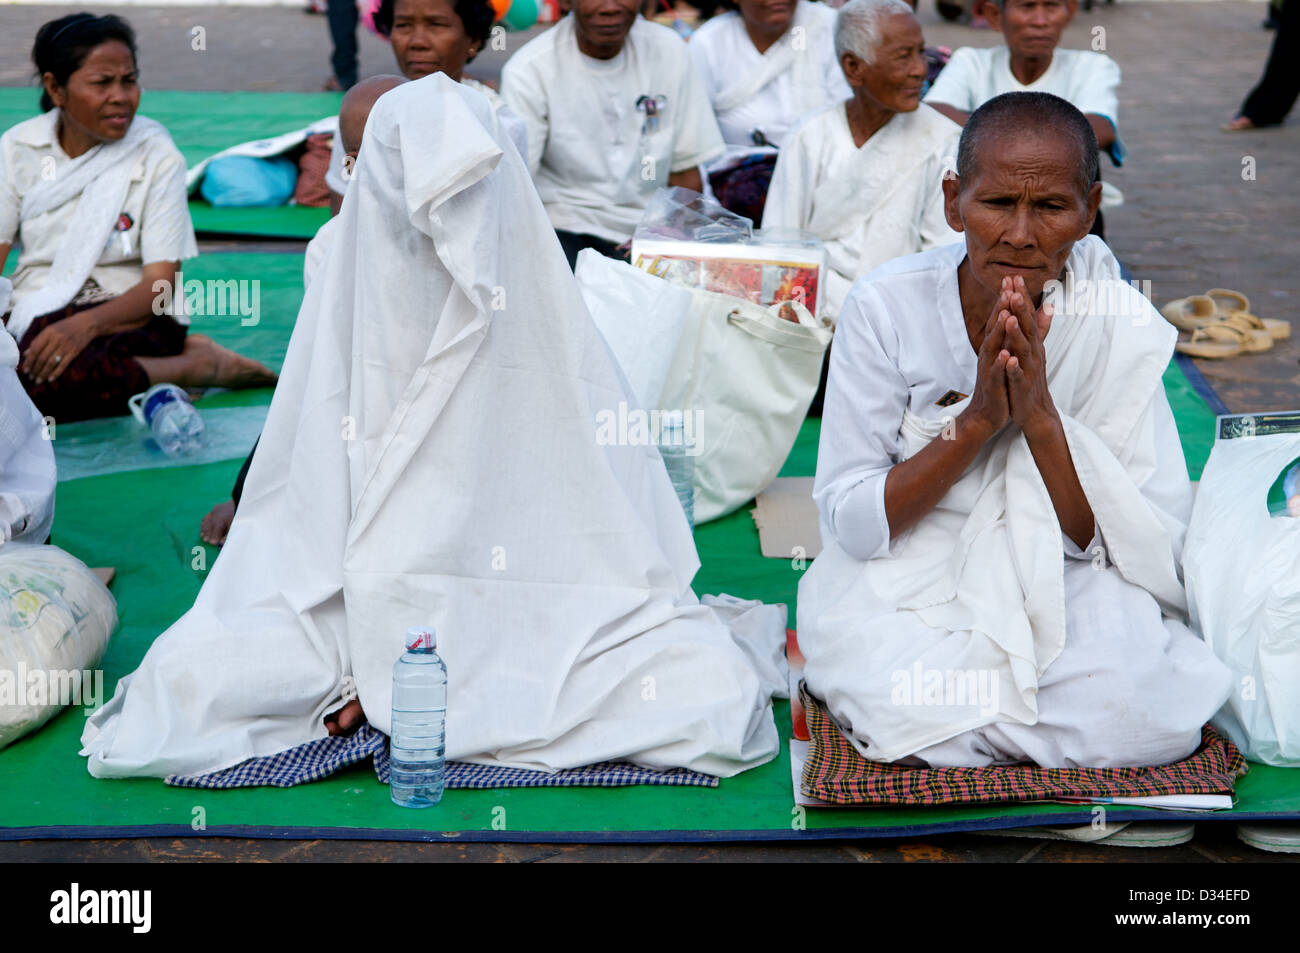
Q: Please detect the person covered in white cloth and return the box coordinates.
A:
[0,14,276,425]
[500,0,726,269]
[82,74,786,781]
[198,75,406,549]
[687,0,850,222]
[797,92,1231,769]
[324,0,526,215]
[762,0,960,322]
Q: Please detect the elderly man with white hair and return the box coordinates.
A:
[761,0,960,320]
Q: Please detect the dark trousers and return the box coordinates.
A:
[556,229,627,271]
[232,437,259,507]
[1241,0,1300,125]
[327,0,359,90]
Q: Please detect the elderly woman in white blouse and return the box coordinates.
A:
[0,13,275,423]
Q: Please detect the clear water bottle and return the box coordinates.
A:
[128,384,204,456]
[659,411,695,530]
[390,626,447,808]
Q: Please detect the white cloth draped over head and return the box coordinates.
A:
[5,114,168,342]
[81,75,785,780]
[798,237,1230,765]
[762,104,960,320]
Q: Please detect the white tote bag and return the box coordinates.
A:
[661,290,832,523]
[1185,415,1300,766]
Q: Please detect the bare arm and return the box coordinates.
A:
[927,102,970,126]
[1002,277,1096,549]
[22,260,180,384]
[1084,113,1116,151]
[883,287,1012,539]
[667,167,703,193]
[0,242,10,273]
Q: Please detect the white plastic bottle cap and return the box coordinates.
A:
[405,626,437,651]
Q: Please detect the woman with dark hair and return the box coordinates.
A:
[0,13,276,423]
[325,0,525,211]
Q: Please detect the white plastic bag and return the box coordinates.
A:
[661,289,832,523]
[0,544,118,749]
[574,250,690,409]
[1185,414,1300,765]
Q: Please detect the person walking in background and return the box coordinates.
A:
[1225,0,1299,130]
[325,0,360,90]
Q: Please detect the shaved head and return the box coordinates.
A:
[956,91,1099,195]
[339,74,406,155]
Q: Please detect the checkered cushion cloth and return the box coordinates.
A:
[166,723,718,790]
[799,682,1247,806]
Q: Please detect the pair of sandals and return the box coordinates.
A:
[1165,289,1291,359]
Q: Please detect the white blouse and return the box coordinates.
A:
[0,109,198,320]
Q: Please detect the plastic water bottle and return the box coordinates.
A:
[129,384,204,456]
[659,411,695,530]
[390,626,447,808]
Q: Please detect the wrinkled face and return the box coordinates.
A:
[842,13,928,114]
[569,0,640,57]
[943,131,1100,302]
[390,0,477,81]
[991,0,1074,61]
[46,40,140,144]
[737,0,797,37]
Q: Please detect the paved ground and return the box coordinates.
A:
[0,2,1296,863]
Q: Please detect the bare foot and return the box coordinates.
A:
[185,335,279,390]
[200,499,236,546]
[325,698,366,736]
[1222,116,1257,132]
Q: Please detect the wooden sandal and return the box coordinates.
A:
[1206,287,1291,340]
[1176,324,1249,359]
[1160,295,1218,333]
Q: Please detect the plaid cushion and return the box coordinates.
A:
[166,723,718,790]
[799,682,1246,806]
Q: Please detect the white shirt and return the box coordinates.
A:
[323,77,527,195]
[924,45,1121,132]
[501,15,726,242]
[0,109,198,319]
[816,240,1185,562]
[762,103,959,319]
[689,3,851,149]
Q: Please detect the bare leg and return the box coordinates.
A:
[135,335,277,390]
[325,698,366,736]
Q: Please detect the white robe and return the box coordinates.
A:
[81,75,785,780]
[689,2,851,150]
[762,104,960,321]
[797,237,1232,768]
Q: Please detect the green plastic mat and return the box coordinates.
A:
[2,249,1293,839]
[1,88,339,238]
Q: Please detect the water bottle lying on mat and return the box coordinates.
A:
[128,384,205,456]
[390,626,447,808]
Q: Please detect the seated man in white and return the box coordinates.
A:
[500,0,725,269]
[762,0,960,322]
[81,75,785,781]
[797,92,1231,769]
[923,0,1122,236]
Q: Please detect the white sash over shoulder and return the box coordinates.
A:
[6,113,168,342]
